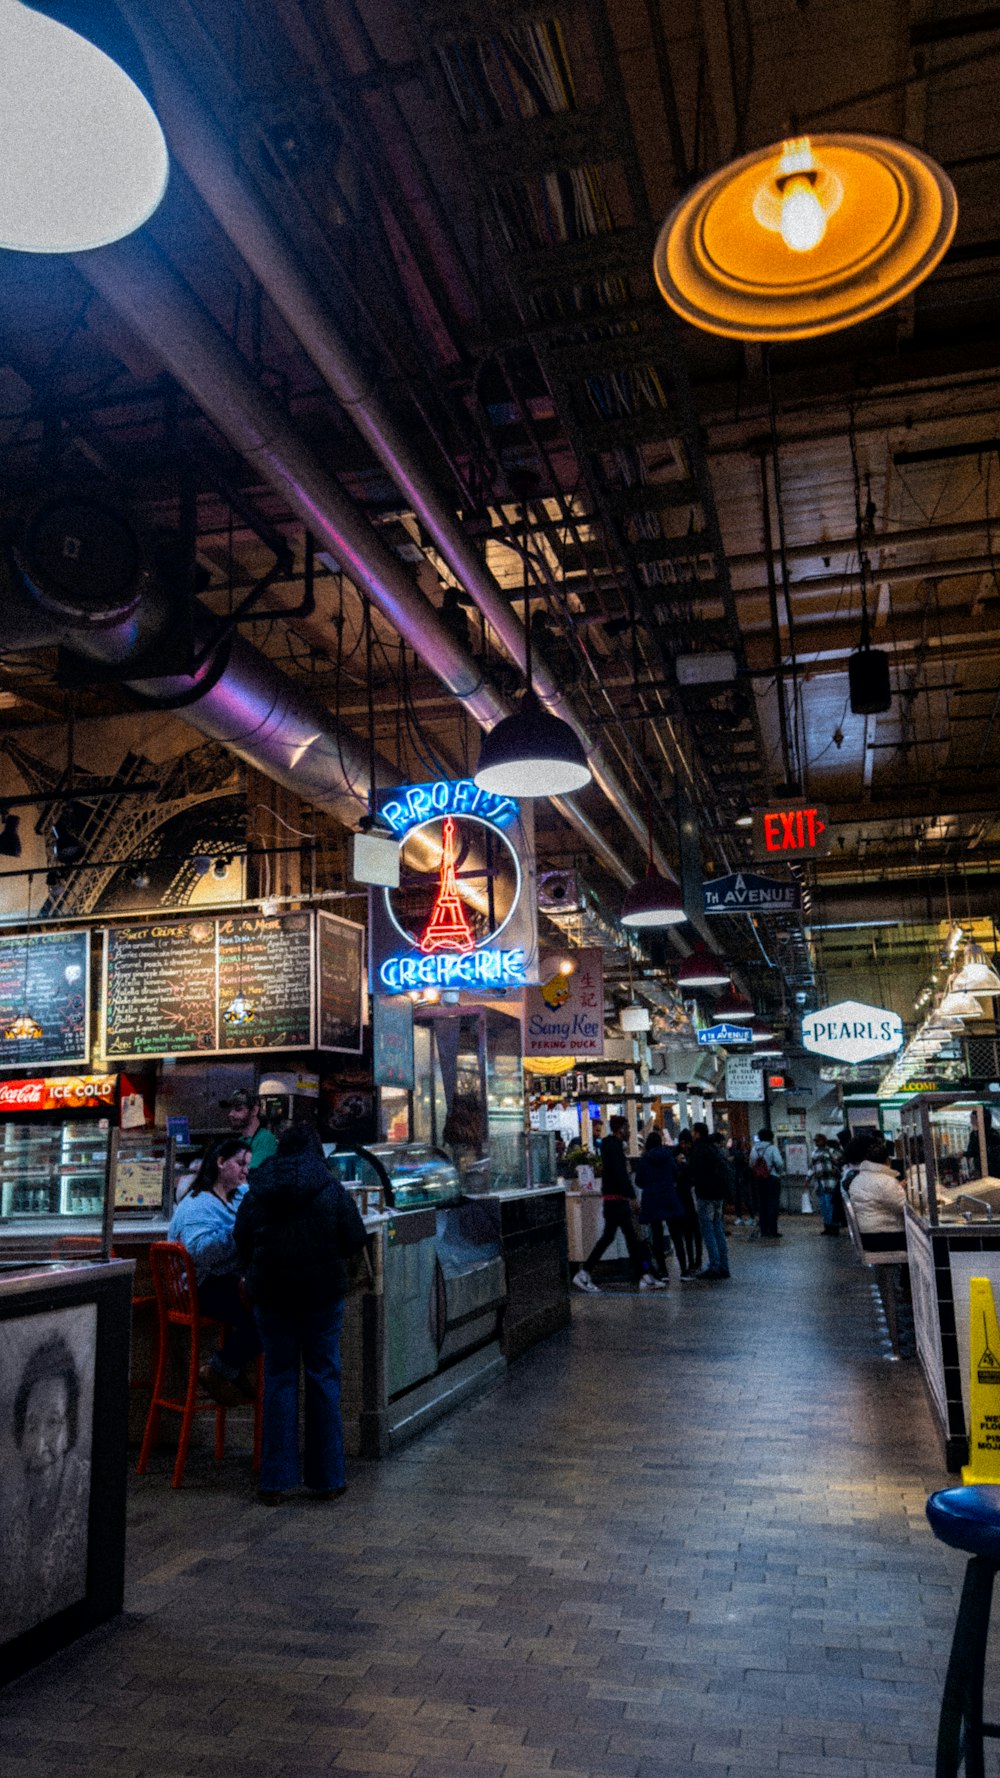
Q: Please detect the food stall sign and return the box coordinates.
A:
[0,1073,116,1112]
[801,1000,903,1064]
[751,801,830,861]
[371,777,539,995]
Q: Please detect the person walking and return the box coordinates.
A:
[750,1126,785,1239]
[234,1122,367,1505]
[808,1133,842,1236]
[573,1115,652,1293]
[634,1131,683,1286]
[168,1137,260,1406]
[687,1123,732,1280]
[674,1131,704,1279]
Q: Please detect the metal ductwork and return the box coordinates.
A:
[116,5,679,888]
[72,231,642,892]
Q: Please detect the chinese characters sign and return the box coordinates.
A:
[522,948,604,1059]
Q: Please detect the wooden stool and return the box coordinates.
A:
[138,1241,262,1488]
[926,1485,1000,1776]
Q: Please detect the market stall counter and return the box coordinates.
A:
[901,1093,1000,1470]
[0,1258,132,1686]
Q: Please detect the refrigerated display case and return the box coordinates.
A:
[0,1119,111,1223]
[332,1141,462,1210]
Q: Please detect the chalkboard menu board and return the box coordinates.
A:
[102,913,317,1059]
[103,920,217,1059]
[317,913,364,1054]
[0,928,90,1069]
[218,913,313,1051]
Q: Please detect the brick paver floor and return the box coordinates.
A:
[0,1219,986,1775]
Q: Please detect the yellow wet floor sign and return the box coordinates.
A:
[963,1277,1000,1483]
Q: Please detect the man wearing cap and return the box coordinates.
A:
[223,1089,279,1170]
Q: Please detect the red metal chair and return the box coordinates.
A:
[137,1241,262,1488]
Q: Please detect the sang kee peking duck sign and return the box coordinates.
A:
[369,779,539,996]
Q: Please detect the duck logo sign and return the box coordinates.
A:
[801,999,903,1065]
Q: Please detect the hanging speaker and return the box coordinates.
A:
[848,646,892,715]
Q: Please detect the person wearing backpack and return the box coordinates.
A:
[750,1126,785,1239]
[687,1122,732,1279]
[234,1121,367,1505]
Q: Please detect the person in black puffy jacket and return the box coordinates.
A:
[634,1131,685,1284]
[234,1122,367,1504]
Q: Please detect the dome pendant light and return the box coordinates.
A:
[0,1,169,254]
[954,942,1000,996]
[474,499,591,799]
[677,943,730,990]
[654,132,956,342]
[714,982,755,1021]
[620,803,686,928]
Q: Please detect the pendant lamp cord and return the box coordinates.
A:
[364,596,377,825]
[848,406,873,651]
[522,499,533,694]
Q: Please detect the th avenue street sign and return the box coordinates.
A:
[697,1023,754,1047]
[703,871,801,916]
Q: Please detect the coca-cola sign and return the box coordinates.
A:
[0,1074,116,1113]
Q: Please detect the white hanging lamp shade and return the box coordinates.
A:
[953,943,1000,995]
[474,690,591,798]
[0,1,169,254]
[939,984,988,1020]
[654,132,956,343]
[676,943,730,989]
[714,982,755,1021]
[620,1003,651,1033]
[749,1019,776,1044]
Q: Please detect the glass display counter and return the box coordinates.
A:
[331,1141,461,1211]
[900,1093,1000,1470]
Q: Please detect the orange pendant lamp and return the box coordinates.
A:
[654,133,957,342]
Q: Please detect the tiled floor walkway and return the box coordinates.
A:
[1,1220,989,1776]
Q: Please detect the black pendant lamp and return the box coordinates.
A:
[474,498,591,799]
[621,804,686,928]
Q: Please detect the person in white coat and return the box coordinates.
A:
[849,1140,906,1234]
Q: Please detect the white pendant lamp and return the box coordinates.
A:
[939,984,987,1020]
[953,943,1000,995]
[676,944,730,989]
[749,1020,777,1045]
[1,2,169,254]
[714,982,755,1021]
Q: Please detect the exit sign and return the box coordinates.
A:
[752,801,830,861]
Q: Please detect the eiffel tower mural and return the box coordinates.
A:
[419,817,475,955]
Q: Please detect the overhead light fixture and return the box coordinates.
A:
[675,651,737,687]
[474,497,591,799]
[620,806,686,929]
[677,944,730,989]
[750,1021,777,1044]
[714,982,755,1021]
[127,865,151,891]
[954,943,1000,996]
[939,985,987,1020]
[1,1,169,253]
[620,1003,651,1033]
[213,856,231,881]
[0,812,22,858]
[474,688,591,799]
[654,133,956,341]
[222,993,256,1028]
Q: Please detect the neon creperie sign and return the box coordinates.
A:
[376,778,529,994]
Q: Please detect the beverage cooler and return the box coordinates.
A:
[0,1075,119,1229]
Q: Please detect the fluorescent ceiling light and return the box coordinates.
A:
[1,1,169,254]
[806,920,899,932]
[675,651,737,686]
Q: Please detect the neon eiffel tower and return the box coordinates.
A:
[419,817,475,954]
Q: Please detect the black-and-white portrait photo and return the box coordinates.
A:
[0,1304,95,1643]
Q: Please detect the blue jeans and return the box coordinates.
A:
[697,1199,729,1273]
[198,1273,261,1380]
[817,1187,836,1228]
[254,1300,346,1493]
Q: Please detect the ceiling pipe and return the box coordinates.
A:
[73,234,636,891]
[119,7,679,887]
[727,515,996,580]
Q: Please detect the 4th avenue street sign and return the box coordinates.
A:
[697,1023,754,1046]
[702,871,801,916]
